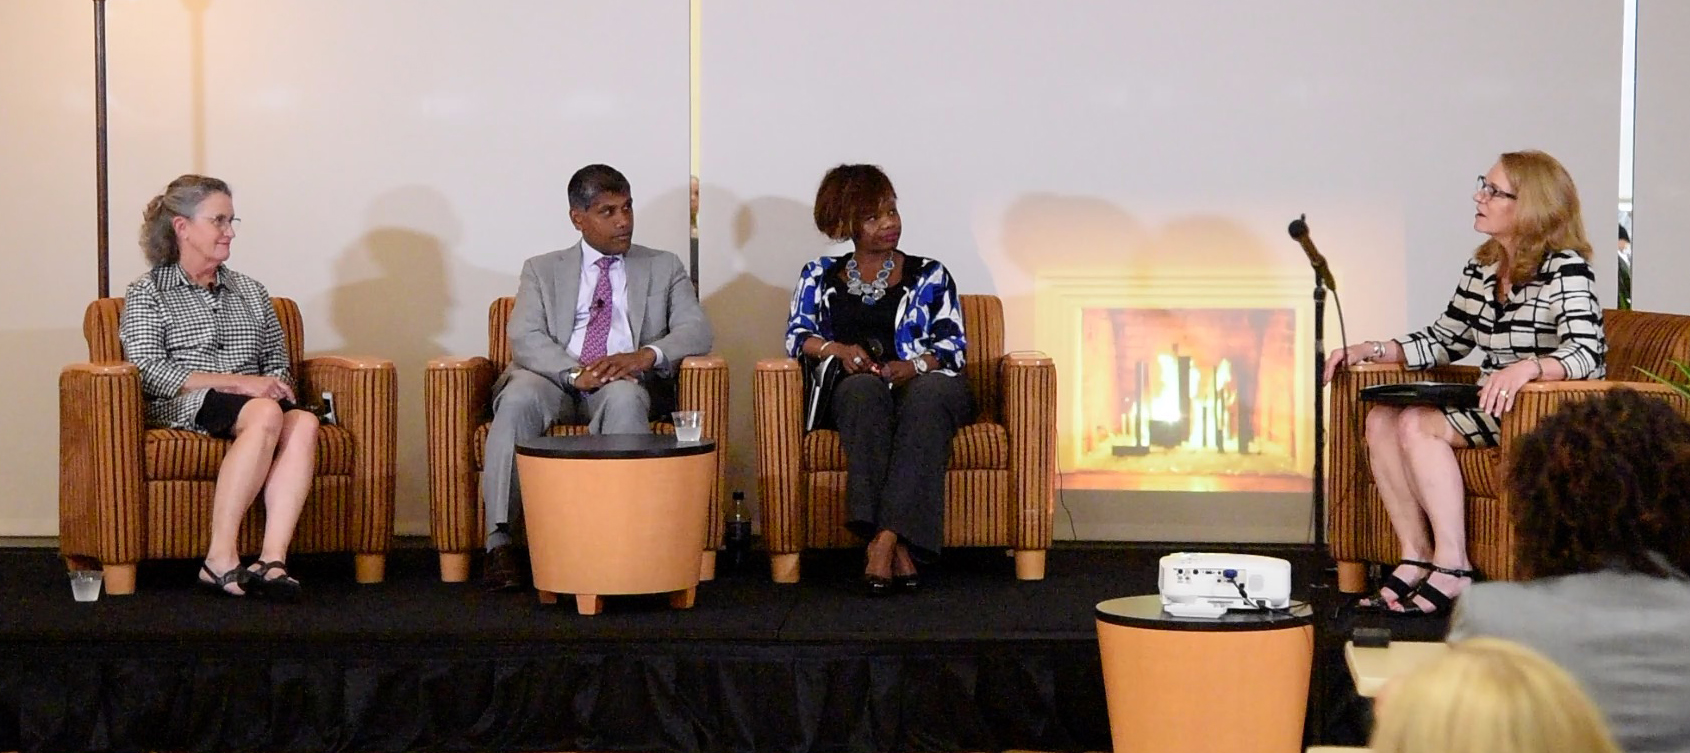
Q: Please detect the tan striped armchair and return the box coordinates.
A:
[1328,308,1690,589]
[59,297,397,595]
[425,297,731,583]
[753,294,1057,583]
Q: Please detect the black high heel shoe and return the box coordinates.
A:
[862,574,895,597]
[893,574,919,593]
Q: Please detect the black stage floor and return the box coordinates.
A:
[0,543,1447,752]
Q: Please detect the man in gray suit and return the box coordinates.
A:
[482,164,713,591]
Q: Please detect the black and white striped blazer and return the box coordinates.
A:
[1395,249,1606,381]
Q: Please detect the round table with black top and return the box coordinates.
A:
[515,435,717,615]
[1094,594,1315,753]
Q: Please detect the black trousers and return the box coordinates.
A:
[833,372,972,557]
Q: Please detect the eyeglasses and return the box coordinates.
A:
[1475,176,1517,202]
[197,214,242,233]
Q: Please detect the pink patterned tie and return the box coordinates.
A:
[579,256,617,365]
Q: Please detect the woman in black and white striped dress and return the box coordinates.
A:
[1321,150,1607,615]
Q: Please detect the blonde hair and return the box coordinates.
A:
[139,174,231,267]
[1370,638,1621,753]
[1474,150,1593,293]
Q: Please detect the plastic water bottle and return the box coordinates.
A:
[725,492,752,572]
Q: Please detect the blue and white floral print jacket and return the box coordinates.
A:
[784,253,967,375]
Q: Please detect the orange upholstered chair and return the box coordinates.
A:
[425,297,730,582]
[1327,308,1690,589]
[752,294,1058,583]
[59,297,397,595]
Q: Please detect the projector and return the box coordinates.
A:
[1158,552,1293,618]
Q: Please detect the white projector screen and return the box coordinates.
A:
[0,0,689,535]
[698,1,1623,542]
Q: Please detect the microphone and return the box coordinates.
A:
[1287,214,1338,291]
[592,298,605,311]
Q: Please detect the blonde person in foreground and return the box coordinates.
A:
[1369,638,1622,753]
[1322,150,1606,615]
[118,175,314,601]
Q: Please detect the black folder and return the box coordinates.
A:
[1358,381,1481,409]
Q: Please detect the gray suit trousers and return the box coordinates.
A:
[480,368,659,547]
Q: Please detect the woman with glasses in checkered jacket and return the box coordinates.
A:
[117,174,314,601]
[1320,150,1608,616]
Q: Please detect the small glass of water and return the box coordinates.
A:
[69,570,103,602]
[672,410,704,443]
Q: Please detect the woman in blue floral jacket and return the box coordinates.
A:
[785,164,972,596]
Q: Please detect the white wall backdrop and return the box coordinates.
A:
[1632,0,1690,314]
[0,0,690,536]
[698,1,1623,541]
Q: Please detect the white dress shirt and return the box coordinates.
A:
[565,240,665,367]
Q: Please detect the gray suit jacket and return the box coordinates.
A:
[502,242,712,391]
[1449,571,1690,753]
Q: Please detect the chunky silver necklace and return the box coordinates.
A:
[845,256,895,304]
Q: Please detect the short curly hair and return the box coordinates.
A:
[1508,388,1690,579]
[812,164,896,242]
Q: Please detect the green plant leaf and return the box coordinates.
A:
[1636,360,1690,399]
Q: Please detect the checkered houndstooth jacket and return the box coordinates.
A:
[117,263,292,432]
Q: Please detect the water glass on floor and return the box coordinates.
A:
[69,570,103,602]
[672,410,704,442]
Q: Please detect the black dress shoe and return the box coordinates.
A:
[481,545,528,592]
[863,574,895,597]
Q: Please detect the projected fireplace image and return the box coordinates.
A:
[1075,308,1309,493]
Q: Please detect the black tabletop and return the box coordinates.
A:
[1095,594,1312,632]
[515,435,716,460]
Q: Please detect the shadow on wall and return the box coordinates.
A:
[317,187,510,536]
[699,189,830,527]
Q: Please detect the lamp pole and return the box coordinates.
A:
[94,0,110,299]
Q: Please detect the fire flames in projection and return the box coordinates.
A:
[1072,307,1309,492]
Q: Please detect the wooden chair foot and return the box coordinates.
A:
[1337,560,1368,593]
[669,587,697,610]
[699,550,717,582]
[1014,549,1047,580]
[537,590,558,605]
[770,552,800,583]
[438,552,472,583]
[575,594,604,615]
[354,553,386,584]
[103,564,137,596]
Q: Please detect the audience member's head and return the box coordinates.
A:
[1508,388,1690,580]
[1618,222,1631,251]
[1370,638,1622,753]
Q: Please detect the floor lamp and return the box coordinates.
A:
[94,0,110,299]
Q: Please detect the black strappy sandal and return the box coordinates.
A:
[198,561,251,597]
[1393,564,1481,616]
[1356,559,1433,611]
[246,560,302,602]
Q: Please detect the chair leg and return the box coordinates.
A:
[103,564,138,596]
[698,550,716,582]
[439,552,472,583]
[354,554,386,584]
[575,594,604,615]
[1337,560,1368,594]
[1014,549,1047,581]
[770,552,801,583]
[669,587,697,610]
